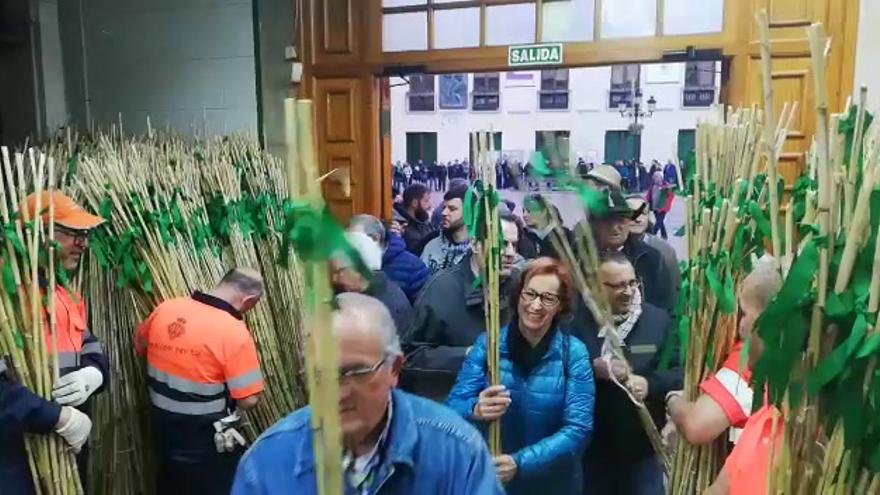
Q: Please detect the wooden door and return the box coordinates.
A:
[301,0,383,223]
[726,0,861,186]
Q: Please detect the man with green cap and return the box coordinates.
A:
[575,188,675,313]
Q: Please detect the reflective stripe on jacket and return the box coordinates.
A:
[45,286,109,385]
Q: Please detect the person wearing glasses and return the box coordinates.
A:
[572,252,682,495]
[446,258,594,495]
[233,293,503,495]
[1,192,110,494]
[575,188,675,313]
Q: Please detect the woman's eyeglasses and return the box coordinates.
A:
[520,289,560,308]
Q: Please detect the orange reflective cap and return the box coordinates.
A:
[137,297,263,414]
[21,192,105,230]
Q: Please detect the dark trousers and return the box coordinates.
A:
[583,455,664,495]
[653,211,668,239]
[157,451,242,495]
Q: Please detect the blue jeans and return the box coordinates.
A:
[583,455,664,495]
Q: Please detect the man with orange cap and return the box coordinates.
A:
[0,192,110,493]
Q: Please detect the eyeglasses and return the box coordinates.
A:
[55,226,90,245]
[339,357,388,384]
[602,280,640,292]
[520,289,560,308]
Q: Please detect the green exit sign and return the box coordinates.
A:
[508,43,564,67]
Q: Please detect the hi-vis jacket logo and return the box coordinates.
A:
[167,318,187,340]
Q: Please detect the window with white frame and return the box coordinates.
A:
[539,69,569,110]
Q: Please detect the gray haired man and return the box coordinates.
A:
[233,293,503,494]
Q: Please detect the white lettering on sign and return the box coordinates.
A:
[508,44,564,67]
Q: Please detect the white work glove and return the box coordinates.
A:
[52,366,103,407]
[54,406,92,453]
[213,412,247,454]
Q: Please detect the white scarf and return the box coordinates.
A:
[598,289,643,359]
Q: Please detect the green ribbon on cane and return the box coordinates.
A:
[747,201,772,243]
[807,313,868,395]
[278,201,370,281]
[705,253,736,314]
[752,238,820,404]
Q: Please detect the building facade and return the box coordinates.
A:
[390,62,720,168]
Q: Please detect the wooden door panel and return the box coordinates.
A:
[314,78,362,221]
[325,90,356,143]
[314,0,360,65]
[768,0,814,25]
[745,53,813,184]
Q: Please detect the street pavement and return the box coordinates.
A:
[430,189,687,259]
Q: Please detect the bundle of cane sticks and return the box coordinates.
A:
[471,131,503,456]
[0,147,83,494]
[0,124,314,493]
[750,18,880,493]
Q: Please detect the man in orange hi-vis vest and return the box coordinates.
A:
[1,192,109,494]
[136,267,265,495]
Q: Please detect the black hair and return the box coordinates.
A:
[444,182,469,202]
[403,183,430,207]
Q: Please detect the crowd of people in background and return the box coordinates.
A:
[393,155,683,199]
[233,151,780,494]
[301,163,686,494]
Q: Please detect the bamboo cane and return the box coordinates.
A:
[286,99,342,495]
[757,10,783,257]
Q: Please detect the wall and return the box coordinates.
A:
[254,0,295,156]
[390,63,718,166]
[0,0,39,145]
[39,0,67,132]
[854,0,880,114]
[62,0,258,135]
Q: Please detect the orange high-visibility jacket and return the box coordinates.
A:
[136,292,264,418]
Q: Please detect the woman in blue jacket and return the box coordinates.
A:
[447,257,595,495]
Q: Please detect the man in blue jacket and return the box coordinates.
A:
[232,293,503,495]
[349,214,430,303]
[1,358,94,494]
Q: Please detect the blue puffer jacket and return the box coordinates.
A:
[382,232,431,302]
[447,327,595,495]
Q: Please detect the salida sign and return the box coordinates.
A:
[508,43,564,67]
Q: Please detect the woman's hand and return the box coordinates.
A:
[493,455,517,483]
[473,385,511,421]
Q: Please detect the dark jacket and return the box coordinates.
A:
[623,236,676,313]
[0,358,63,495]
[521,226,574,260]
[447,327,594,495]
[393,203,437,255]
[401,254,513,401]
[233,389,504,494]
[382,232,431,302]
[570,302,682,463]
[642,234,680,309]
[364,271,414,335]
